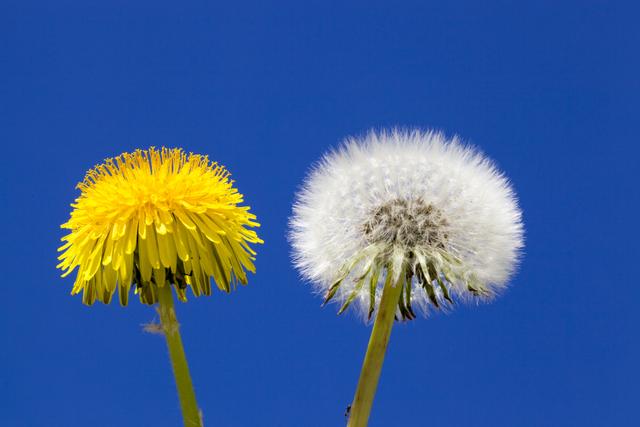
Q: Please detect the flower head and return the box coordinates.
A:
[58,147,262,306]
[290,130,523,320]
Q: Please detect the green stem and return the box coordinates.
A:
[347,273,403,427]
[157,284,202,427]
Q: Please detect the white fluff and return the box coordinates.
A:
[290,129,524,320]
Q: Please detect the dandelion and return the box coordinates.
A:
[58,147,262,427]
[290,129,523,426]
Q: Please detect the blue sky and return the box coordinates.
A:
[1,1,637,426]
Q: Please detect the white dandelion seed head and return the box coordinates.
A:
[289,129,524,321]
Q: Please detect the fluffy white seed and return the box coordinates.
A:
[290,129,524,320]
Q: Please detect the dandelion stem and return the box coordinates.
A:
[347,273,403,427]
[158,284,202,427]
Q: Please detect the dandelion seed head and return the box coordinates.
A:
[289,129,524,320]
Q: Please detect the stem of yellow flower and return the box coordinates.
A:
[157,284,202,427]
[347,274,403,427]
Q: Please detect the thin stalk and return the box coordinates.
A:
[347,273,403,427]
[157,284,203,427]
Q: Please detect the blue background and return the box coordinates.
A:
[1,1,637,426]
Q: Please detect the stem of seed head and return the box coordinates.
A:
[347,269,404,427]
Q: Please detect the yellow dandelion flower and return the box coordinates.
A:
[57,147,263,306]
